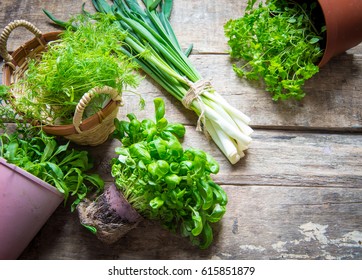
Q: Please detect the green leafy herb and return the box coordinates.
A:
[225,0,326,100]
[82,224,98,234]
[111,98,227,249]
[0,130,104,210]
[12,14,139,125]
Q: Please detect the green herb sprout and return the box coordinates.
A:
[111,98,228,249]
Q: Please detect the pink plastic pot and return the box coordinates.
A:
[0,158,64,259]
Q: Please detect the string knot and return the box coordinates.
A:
[182,79,211,131]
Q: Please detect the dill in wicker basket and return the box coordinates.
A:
[0,14,140,145]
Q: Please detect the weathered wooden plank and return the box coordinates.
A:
[79,129,362,188]
[19,185,362,260]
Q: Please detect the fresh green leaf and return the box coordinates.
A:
[82,224,97,234]
[150,196,164,209]
[154,97,165,123]
[309,37,320,44]
[191,209,203,236]
[199,222,213,249]
[162,0,173,19]
[41,138,57,162]
[206,204,226,223]
[165,173,182,188]
[146,0,162,11]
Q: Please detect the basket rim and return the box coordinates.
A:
[42,99,120,136]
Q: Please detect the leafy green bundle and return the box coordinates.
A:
[225,0,325,100]
[0,130,104,210]
[111,98,227,249]
[13,14,139,125]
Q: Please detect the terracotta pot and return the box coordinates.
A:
[276,1,362,67]
[0,158,63,259]
[314,0,362,66]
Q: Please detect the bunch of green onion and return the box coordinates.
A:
[45,0,253,164]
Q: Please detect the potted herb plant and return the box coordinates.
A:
[224,0,362,101]
[0,90,104,259]
[78,98,228,249]
[0,14,140,146]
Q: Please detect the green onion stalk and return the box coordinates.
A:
[45,0,253,164]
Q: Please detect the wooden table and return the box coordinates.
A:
[1,0,361,260]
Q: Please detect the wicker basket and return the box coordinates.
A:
[0,20,123,146]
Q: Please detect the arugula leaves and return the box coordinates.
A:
[111,98,227,249]
[225,0,325,100]
[0,130,104,211]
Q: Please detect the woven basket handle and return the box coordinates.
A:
[0,20,43,63]
[73,86,123,134]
